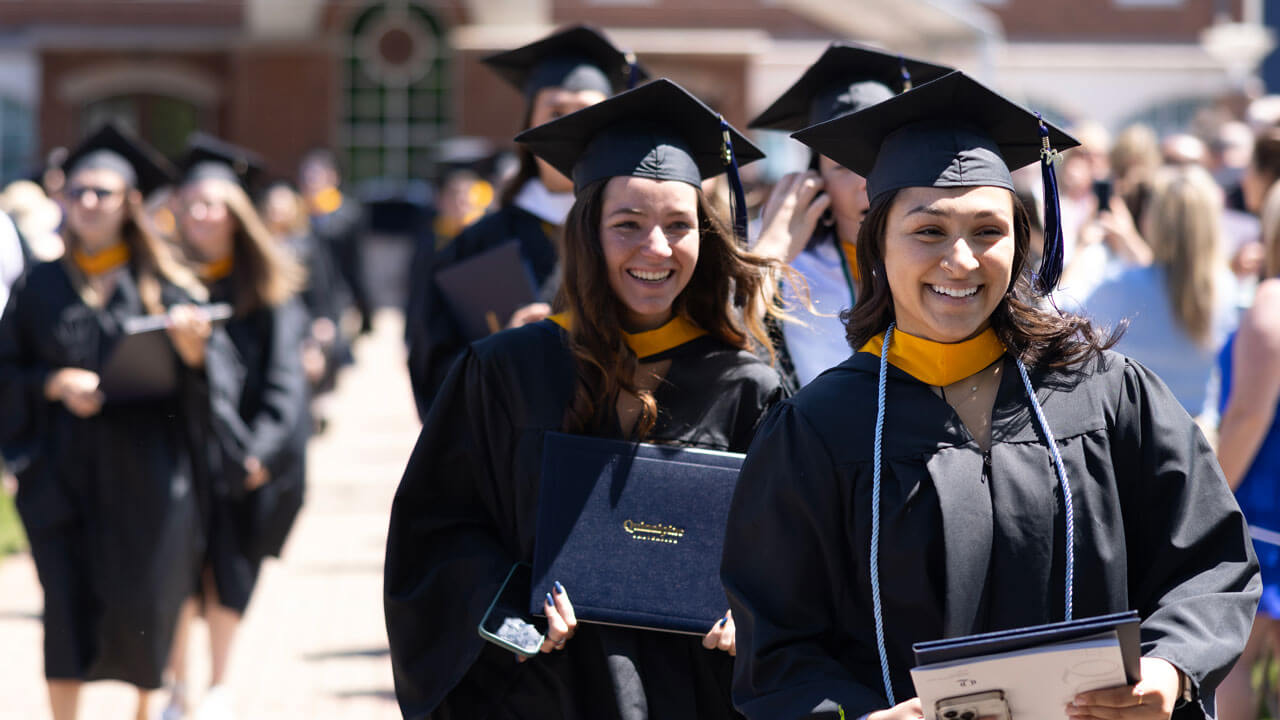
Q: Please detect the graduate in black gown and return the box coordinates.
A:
[163,136,310,720]
[385,79,787,719]
[749,43,950,389]
[0,123,213,720]
[299,147,370,335]
[720,72,1261,720]
[405,24,647,420]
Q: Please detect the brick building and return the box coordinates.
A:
[0,0,1261,188]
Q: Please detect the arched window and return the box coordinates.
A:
[342,0,450,184]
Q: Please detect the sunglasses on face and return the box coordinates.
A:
[67,185,125,204]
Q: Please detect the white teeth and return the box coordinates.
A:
[931,285,979,298]
[628,269,672,282]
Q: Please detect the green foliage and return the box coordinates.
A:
[0,485,27,556]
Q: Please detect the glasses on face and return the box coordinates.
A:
[67,185,126,210]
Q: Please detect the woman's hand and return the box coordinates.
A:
[754,171,831,265]
[1067,657,1181,720]
[244,456,270,492]
[702,609,736,656]
[867,697,924,720]
[167,304,212,368]
[507,302,552,330]
[519,581,576,661]
[44,367,104,418]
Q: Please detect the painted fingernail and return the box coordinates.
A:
[545,592,554,606]
[554,581,564,595]
[719,615,728,628]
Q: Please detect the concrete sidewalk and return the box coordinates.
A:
[0,310,419,720]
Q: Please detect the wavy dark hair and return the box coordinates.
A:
[558,178,779,439]
[844,188,1121,369]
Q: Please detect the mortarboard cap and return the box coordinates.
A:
[749,42,952,131]
[179,132,266,191]
[482,24,648,100]
[62,122,176,196]
[793,71,1080,293]
[515,78,763,192]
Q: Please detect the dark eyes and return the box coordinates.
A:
[610,220,694,233]
[911,225,1007,239]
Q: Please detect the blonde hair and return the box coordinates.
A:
[1110,125,1161,187]
[184,177,305,314]
[62,189,206,313]
[1141,165,1223,347]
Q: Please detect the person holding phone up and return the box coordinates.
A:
[748,43,951,389]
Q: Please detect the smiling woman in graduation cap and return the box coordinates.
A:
[0,122,215,720]
[749,42,950,389]
[720,72,1261,720]
[405,24,647,421]
[384,78,786,719]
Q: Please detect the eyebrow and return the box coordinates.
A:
[905,205,1009,220]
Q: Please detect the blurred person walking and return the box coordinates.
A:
[164,137,310,720]
[1069,164,1238,418]
[0,123,212,720]
[1215,180,1280,720]
[404,25,646,420]
[299,148,372,336]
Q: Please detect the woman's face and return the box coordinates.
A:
[531,86,608,193]
[599,176,700,333]
[262,185,300,236]
[178,178,236,263]
[882,185,1016,343]
[65,167,130,251]
[817,155,869,244]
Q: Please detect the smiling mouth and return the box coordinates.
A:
[627,269,674,283]
[930,284,980,298]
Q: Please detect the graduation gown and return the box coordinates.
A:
[283,230,352,394]
[385,319,785,720]
[405,204,558,421]
[0,260,207,687]
[202,281,311,612]
[310,191,371,330]
[721,350,1260,720]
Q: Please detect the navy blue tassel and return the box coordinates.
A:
[1035,114,1064,295]
[899,56,912,92]
[719,115,749,246]
[626,52,640,90]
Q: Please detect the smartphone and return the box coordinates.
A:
[478,563,545,658]
[934,690,1012,720]
[1092,179,1113,214]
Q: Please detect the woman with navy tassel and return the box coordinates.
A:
[721,71,1260,720]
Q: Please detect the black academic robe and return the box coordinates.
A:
[721,350,1261,720]
[0,260,207,688]
[310,192,371,331]
[405,204,558,422]
[284,230,352,394]
[385,319,786,720]
[201,282,311,612]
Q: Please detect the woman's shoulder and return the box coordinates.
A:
[469,319,568,368]
[1243,278,1280,347]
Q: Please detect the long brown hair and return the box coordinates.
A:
[1142,165,1222,347]
[62,190,206,314]
[845,188,1120,369]
[558,178,778,439]
[1259,178,1280,280]
[186,177,305,314]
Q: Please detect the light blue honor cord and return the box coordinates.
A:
[868,323,1075,707]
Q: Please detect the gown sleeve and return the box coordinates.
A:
[384,346,520,719]
[722,402,887,720]
[406,233,465,422]
[1114,358,1260,717]
[244,299,309,478]
[0,273,48,456]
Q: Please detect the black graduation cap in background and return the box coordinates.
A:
[750,42,952,131]
[62,121,176,196]
[793,71,1080,294]
[482,24,648,99]
[180,132,266,191]
[514,78,763,240]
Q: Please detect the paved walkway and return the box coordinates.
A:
[0,310,420,720]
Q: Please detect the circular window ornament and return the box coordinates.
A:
[356,8,435,88]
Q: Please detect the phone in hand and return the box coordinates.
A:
[934,689,1012,720]
[1092,179,1113,214]
[478,563,545,658]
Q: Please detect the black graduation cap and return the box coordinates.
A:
[180,132,266,191]
[515,78,763,241]
[792,71,1080,294]
[482,24,648,99]
[749,42,952,131]
[62,121,176,196]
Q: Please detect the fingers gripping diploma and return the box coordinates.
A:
[701,609,736,656]
[1066,657,1181,720]
[517,581,578,662]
